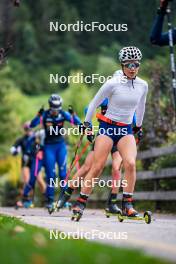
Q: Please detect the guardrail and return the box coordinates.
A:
[88,144,176,203]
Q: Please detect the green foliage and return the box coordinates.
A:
[0,181,19,206]
[91,55,119,91]
[95,56,118,78]
[140,60,176,149]
[62,71,93,117]
[166,132,176,145]
[149,154,176,171]
[0,0,173,94]
[5,60,58,95]
[0,70,22,153]
[0,66,49,155]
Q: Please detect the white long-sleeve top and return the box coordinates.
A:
[85,70,148,127]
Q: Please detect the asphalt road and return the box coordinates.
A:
[0,207,176,263]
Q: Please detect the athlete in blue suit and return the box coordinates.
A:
[30,94,81,210]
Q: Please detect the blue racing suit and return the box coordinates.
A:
[150,11,176,46]
[30,109,81,202]
[96,99,137,146]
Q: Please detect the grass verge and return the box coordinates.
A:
[0,214,170,264]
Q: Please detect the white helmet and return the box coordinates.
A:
[119,46,142,63]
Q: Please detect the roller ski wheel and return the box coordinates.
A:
[117,210,124,222]
[71,211,82,222]
[105,203,121,218]
[144,211,152,224]
[105,211,110,218]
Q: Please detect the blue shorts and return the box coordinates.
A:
[91,140,118,154]
[97,121,133,145]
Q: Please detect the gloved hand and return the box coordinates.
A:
[160,0,172,9]
[133,126,143,141]
[68,105,74,115]
[101,105,107,115]
[38,106,44,116]
[86,130,95,143]
[132,126,142,134]
[158,0,172,14]
[79,122,91,134]
[10,146,18,156]
[13,0,20,7]
[79,122,95,143]
[137,129,143,141]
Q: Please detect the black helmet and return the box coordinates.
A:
[48,94,63,110]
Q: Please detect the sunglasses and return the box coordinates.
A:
[50,106,61,111]
[122,62,140,69]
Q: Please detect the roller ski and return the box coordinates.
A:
[71,200,86,222]
[45,199,57,215]
[118,195,152,224]
[105,201,121,218]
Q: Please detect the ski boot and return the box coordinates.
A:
[118,195,152,224]
[105,201,121,218]
[64,202,72,211]
[15,200,23,209]
[15,197,34,209]
[45,198,56,215]
[23,200,34,208]
[71,200,86,222]
[57,191,72,210]
[122,196,139,217]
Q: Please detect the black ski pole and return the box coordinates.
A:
[166,2,176,117]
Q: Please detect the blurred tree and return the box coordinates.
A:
[0,0,171,94]
[142,61,176,148]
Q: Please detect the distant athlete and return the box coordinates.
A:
[150,0,176,46]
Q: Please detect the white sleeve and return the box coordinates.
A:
[85,79,114,123]
[135,83,148,127]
